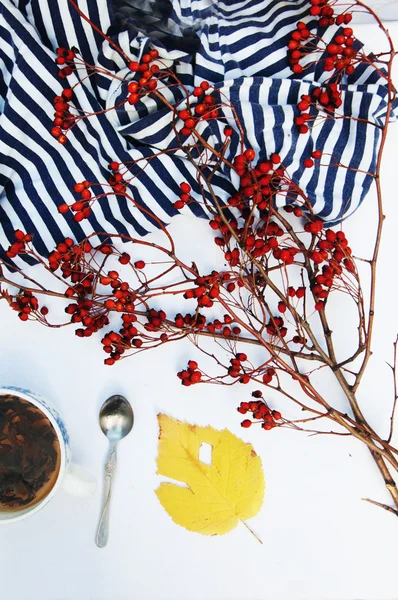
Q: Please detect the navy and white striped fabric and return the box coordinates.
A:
[0,0,395,259]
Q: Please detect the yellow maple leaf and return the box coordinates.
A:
[155,414,265,540]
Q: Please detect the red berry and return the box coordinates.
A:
[291,30,302,41]
[180,182,191,193]
[270,153,281,165]
[312,150,322,159]
[327,44,338,55]
[62,88,73,100]
[278,302,287,313]
[241,419,252,428]
[244,149,256,161]
[304,158,314,168]
[119,252,130,265]
[173,200,185,209]
[185,118,196,129]
[190,371,201,383]
[297,100,310,111]
[292,64,303,74]
[128,93,140,105]
[135,260,145,269]
[262,422,274,431]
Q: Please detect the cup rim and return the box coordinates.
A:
[0,386,66,524]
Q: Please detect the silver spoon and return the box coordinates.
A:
[95,395,134,548]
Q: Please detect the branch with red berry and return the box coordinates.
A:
[1,0,398,515]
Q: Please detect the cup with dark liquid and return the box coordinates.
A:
[0,386,96,523]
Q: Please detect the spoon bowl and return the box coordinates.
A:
[99,395,134,442]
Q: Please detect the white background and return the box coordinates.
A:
[1,18,398,600]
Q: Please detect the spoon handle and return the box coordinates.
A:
[96,441,117,548]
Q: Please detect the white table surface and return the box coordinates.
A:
[1,20,398,600]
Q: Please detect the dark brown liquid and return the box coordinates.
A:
[0,394,61,512]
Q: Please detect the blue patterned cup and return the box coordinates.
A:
[0,386,96,523]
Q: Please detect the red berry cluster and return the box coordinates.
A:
[48,238,92,274]
[126,49,160,105]
[173,182,192,210]
[211,151,300,265]
[238,390,282,430]
[284,205,304,217]
[177,360,202,386]
[287,21,312,75]
[312,83,343,112]
[108,162,128,195]
[56,47,76,80]
[101,313,142,365]
[183,270,227,308]
[266,317,287,338]
[287,9,354,78]
[310,229,354,309]
[47,241,110,333]
[99,270,136,313]
[178,82,219,136]
[304,218,324,236]
[6,230,32,259]
[262,367,276,384]
[174,312,207,330]
[295,84,344,135]
[9,290,39,322]
[51,88,75,145]
[58,180,92,221]
[309,0,353,28]
[66,299,109,337]
[144,308,167,332]
[226,352,249,382]
[206,315,242,337]
[295,94,312,134]
[323,29,356,75]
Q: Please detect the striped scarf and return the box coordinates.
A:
[0,0,395,259]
